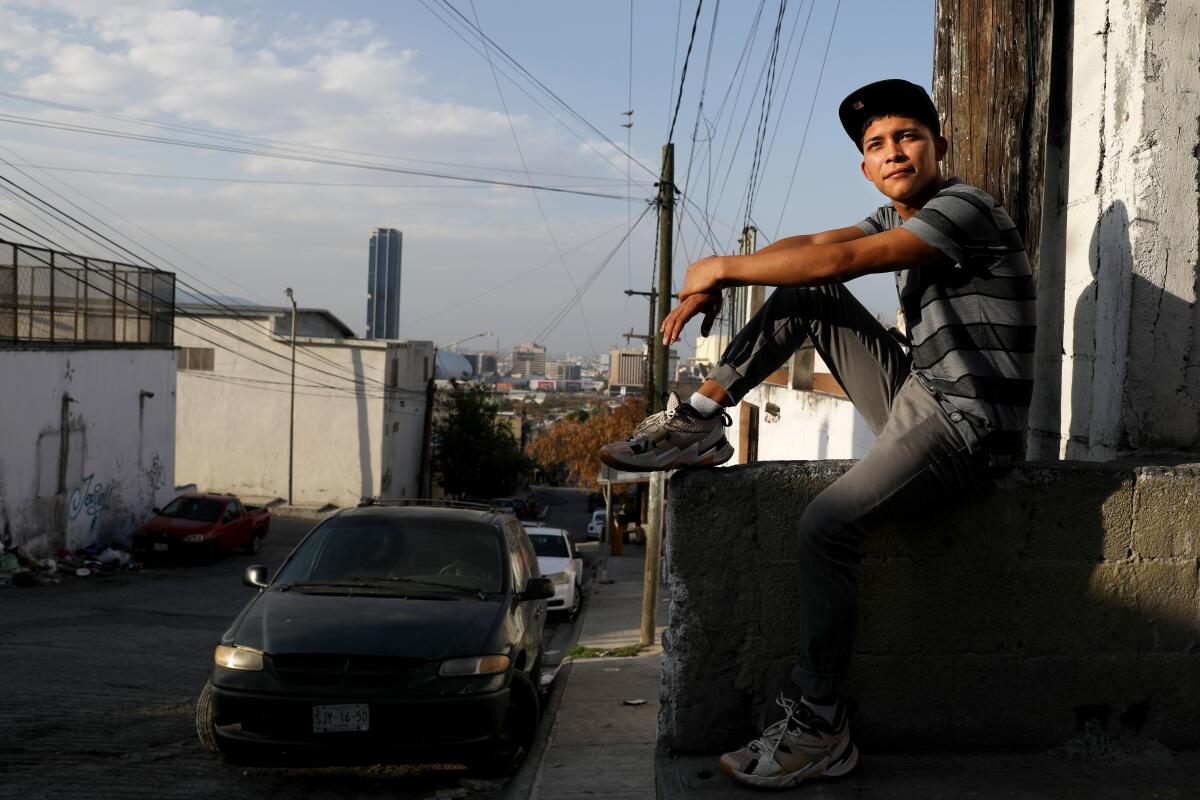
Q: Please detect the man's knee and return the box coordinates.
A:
[797,495,858,557]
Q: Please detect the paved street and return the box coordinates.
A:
[1,487,594,800]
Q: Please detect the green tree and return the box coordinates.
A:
[433,382,528,498]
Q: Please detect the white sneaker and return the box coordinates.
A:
[719,696,859,789]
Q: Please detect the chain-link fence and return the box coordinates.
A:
[0,240,174,346]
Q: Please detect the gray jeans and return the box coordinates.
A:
[707,284,988,701]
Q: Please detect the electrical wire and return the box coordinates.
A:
[0,113,637,201]
[773,0,842,239]
[0,90,643,185]
[468,0,597,358]
[667,0,705,144]
[0,167,397,389]
[419,0,658,182]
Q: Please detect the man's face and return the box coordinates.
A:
[859,115,947,203]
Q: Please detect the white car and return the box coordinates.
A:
[526,527,583,617]
[586,509,607,540]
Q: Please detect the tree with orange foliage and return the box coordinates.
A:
[527,397,645,489]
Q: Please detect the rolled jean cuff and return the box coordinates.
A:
[706,362,747,403]
[789,664,847,703]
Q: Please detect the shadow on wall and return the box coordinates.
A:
[351,348,373,501]
[662,460,1200,753]
[1053,201,1200,459]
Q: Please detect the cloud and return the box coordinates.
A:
[0,3,651,353]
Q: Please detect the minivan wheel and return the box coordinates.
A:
[196,680,252,765]
[468,672,540,777]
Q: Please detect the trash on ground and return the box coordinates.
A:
[623,698,647,706]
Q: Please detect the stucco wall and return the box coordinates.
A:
[661,460,1200,751]
[727,384,874,462]
[174,315,430,507]
[0,348,176,556]
[1029,0,1200,460]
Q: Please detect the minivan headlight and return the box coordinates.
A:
[214,644,264,671]
[547,571,569,586]
[439,654,511,677]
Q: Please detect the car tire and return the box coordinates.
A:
[569,582,582,619]
[243,531,262,555]
[196,680,252,765]
[468,671,540,777]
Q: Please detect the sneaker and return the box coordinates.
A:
[719,695,859,789]
[598,392,733,472]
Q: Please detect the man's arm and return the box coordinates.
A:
[680,227,945,299]
[753,225,869,254]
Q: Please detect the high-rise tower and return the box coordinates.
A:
[366,228,401,339]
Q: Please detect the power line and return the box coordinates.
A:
[0,171,400,391]
[419,0,659,182]
[667,0,706,144]
[468,0,597,357]
[0,113,638,201]
[0,163,641,191]
[773,0,841,239]
[0,223,415,400]
[0,90,640,184]
[742,0,789,231]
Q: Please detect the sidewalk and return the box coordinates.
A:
[519,543,666,800]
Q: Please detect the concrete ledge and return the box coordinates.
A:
[659,461,1200,752]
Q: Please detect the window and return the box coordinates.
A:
[178,347,215,371]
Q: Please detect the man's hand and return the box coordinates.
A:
[661,292,722,346]
[678,255,729,301]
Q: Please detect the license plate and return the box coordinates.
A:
[153,543,168,552]
[312,703,369,733]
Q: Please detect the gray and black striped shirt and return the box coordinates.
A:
[856,178,1037,456]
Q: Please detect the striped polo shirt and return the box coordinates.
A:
[856,178,1037,456]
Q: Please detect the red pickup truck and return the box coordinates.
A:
[134,494,270,563]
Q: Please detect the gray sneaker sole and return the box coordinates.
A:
[598,438,734,472]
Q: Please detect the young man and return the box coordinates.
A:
[599,79,1037,789]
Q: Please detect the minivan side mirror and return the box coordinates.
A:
[243,565,269,589]
[519,576,554,602]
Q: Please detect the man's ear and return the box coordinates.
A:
[860,159,870,181]
[934,135,948,161]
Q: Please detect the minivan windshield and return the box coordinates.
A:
[159,496,223,522]
[274,515,505,594]
[528,533,569,558]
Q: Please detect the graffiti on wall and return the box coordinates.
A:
[143,452,165,495]
[68,473,112,534]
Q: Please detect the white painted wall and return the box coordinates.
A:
[727,383,874,463]
[174,311,431,507]
[0,348,176,556]
[1029,0,1200,460]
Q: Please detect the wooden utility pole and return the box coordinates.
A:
[933,0,1057,284]
[642,144,674,648]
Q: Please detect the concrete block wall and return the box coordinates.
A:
[659,461,1200,752]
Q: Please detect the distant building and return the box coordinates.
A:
[548,362,582,381]
[511,342,546,376]
[464,351,498,375]
[176,302,432,507]
[607,347,679,396]
[366,228,402,339]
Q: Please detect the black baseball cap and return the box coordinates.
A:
[838,79,940,152]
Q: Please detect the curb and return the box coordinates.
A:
[501,562,598,799]
[501,658,574,800]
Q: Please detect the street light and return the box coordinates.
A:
[418,331,494,498]
[285,287,297,506]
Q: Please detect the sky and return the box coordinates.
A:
[0,0,936,359]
